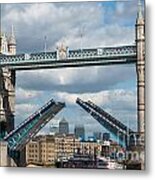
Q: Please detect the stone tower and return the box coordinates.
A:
[135,0,145,170]
[136,0,145,135]
[0,26,16,139]
[0,33,8,54]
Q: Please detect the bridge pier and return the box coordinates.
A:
[0,68,17,166]
[0,68,16,138]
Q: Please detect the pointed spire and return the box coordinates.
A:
[11,24,15,37]
[61,117,67,123]
[8,24,16,45]
[137,0,143,19]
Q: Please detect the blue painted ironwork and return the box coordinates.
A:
[4,99,65,151]
[76,98,134,147]
[0,45,136,70]
[86,100,133,134]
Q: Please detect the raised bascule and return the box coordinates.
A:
[0,0,145,168]
[76,98,144,147]
[76,98,134,147]
[4,98,65,166]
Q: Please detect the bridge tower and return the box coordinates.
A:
[0,27,16,139]
[136,0,145,136]
[135,0,145,169]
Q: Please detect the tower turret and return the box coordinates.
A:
[8,25,16,55]
[135,0,145,170]
[0,33,8,54]
[136,0,145,134]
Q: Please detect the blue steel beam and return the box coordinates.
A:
[4,99,65,151]
[0,45,136,70]
[76,98,134,147]
[86,100,133,134]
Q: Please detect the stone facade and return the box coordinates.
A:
[26,135,118,167]
[0,26,16,55]
[26,134,80,166]
[0,141,16,167]
[0,27,16,137]
[0,141,8,166]
[0,68,16,134]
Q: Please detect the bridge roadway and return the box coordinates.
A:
[4,99,65,151]
[76,98,135,147]
[0,45,136,70]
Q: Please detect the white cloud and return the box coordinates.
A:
[16,64,136,93]
[2,1,136,53]
[16,103,38,115]
[15,103,39,125]
[17,66,99,86]
[53,90,109,106]
[16,87,43,104]
[53,89,136,107]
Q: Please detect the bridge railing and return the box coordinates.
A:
[4,99,65,151]
[87,100,133,133]
[4,98,55,140]
[0,45,136,65]
[76,98,127,134]
[76,98,127,147]
[76,98,136,147]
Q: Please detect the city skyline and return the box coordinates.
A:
[1,0,144,138]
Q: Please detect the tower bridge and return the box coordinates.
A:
[0,0,145,168]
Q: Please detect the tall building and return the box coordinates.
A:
[59,118,69,135]
[50,124,59,135]
[0,26,16,55]
[103,133,110,141]
[93,132,102,141]
[74,125,85,141]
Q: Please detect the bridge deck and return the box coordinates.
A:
[76,98,134,147]
[4,99,65,151]
[0,45,136,70]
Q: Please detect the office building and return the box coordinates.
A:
[59,118,69,135]
[74,125,85,141]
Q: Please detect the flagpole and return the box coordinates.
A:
[44,35,47,59]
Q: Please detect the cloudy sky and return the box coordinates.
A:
[1,0,144,139]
